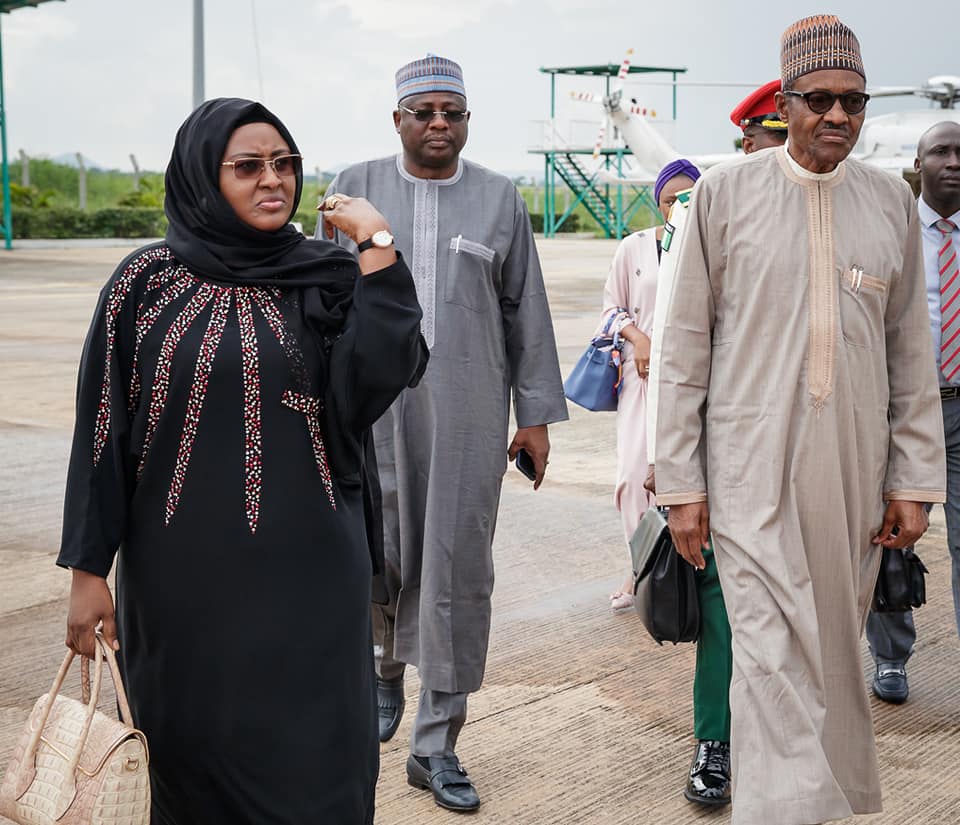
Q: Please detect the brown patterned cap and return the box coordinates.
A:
[780,14,865,86]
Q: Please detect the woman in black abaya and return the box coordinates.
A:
[59,98,425,824]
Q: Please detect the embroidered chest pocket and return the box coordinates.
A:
[445,236,497,313]
[838,266,887,349]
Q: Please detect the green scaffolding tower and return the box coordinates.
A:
[532,61,685,239]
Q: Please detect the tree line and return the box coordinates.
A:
[3,157,328,239]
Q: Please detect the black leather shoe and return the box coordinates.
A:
[684,740,731,806]
[406,754,480,812]
[377,678,405,742]
[872,663,909,704]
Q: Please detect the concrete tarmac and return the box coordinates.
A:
[1,240,958,824]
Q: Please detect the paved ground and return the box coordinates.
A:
[1,239,958,824]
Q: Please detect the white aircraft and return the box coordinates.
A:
[573,58,960,184]
[854,76,960,171]
[576,86,734,183]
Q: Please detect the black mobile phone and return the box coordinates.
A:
[515,448,537,481]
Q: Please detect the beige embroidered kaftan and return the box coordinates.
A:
[654,146,946,825]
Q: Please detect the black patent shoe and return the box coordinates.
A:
[377,678,405,743]
[872,663,909,704]
[684,740,731,806]
[406,754,481,812]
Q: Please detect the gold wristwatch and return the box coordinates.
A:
[356,230,394,253]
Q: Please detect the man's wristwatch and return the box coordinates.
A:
[356,229,394,253]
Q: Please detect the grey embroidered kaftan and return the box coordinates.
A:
[654,146,946,825]
[321,156,568,693]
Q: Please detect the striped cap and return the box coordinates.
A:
[780,15,865,86]
[395,54,466,102]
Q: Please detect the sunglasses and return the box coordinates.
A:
[398,104,469,123]
[220,153,303,180]
[783,90,870,115]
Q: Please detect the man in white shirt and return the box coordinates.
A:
[866,120,960,703]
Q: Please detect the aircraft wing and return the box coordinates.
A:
[689,152,740,169]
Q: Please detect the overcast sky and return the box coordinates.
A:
[2,0,956,178]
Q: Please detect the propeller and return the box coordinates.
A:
[616,47,633,85]
[868,75,960,109]
[592,124,607,161]
[569,91,602,104]
[590,49,635,159]
[568,49,660,160]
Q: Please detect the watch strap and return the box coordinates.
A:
[357,230,393,253]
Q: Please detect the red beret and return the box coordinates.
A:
[729,79,786,131]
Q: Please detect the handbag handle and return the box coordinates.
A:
[595,307,629,345]
[80,639,134,725]
[16,633,133,816]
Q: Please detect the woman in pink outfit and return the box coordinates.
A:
[604,160,701,610]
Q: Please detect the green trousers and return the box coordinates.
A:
[693,544,732,742]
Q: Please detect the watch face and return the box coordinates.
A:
[372,230,394,248]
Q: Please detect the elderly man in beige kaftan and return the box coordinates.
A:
[654,15,946,825]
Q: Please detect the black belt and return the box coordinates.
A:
[941,387,960,400]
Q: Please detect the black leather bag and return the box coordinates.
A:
[630,507,700,644]
[871,546,929,613]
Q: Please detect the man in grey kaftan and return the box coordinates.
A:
[319,55,567,810]
[654,16,946,825]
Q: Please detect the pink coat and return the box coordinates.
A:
[597,230,660,545]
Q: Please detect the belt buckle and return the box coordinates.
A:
[941,387,960,400]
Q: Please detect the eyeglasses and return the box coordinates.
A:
[783,90,870,115]
[220,153,303,180]
[397,104,469,123]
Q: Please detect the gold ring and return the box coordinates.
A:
[322,195,342,211]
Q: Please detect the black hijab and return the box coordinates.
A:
[164,97,358,331]
[164,99,394,577]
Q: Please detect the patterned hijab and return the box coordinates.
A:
[164,97,358,330]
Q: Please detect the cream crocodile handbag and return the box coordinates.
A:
[0,633,150,825]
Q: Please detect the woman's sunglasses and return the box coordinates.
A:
[220,153,303,180]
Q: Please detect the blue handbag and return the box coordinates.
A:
[563,312,625,412]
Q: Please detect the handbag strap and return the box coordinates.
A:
[599,308,625,338]
[15,636,103,804]
[594,308,629,347]
[80,636,134,725]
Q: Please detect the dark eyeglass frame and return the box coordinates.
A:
[783,89,870,116]
[220,153,303,180]
[397,104,469,123]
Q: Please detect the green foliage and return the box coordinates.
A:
[6,207,166,239]
[8,182,55,208]
[293,209,319,238]
[8,159,166,210]
[9,158,79,201]
[88,208,167,237]
[528,213,581,233]
[3,157,335,238]
[116,176,165,208]
[291,180,327,238]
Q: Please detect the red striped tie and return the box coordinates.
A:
[939,219,960,382]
